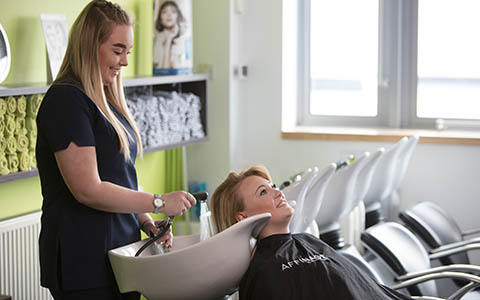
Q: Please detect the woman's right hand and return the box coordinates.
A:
[165,24,179,43]
[161,191,196,216]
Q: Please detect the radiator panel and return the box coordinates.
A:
[0,212,52,300]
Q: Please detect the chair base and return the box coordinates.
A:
[320,228,345,249]
[366,207,384,228]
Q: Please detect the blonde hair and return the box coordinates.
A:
[210,165,271,233]
[54,0,142,161]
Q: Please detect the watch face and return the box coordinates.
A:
[154,198,163,208]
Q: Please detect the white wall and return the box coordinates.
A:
[190,0,480,252]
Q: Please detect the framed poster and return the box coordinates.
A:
[153,0,193,76]
[40,14,68,82]
[0,24,11,84]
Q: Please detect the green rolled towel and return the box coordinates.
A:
[26,117,37,132]
[16,95,27,118]
[27,94,43,117]
[6,96,16,115]
[6,135,16,155]
[7,154,19,173]
[16,134,29,152]
[15,117,27,136]
[0,154,9,175]
[5,115,15,136]
[0,136,5,153]
[18,151,31,171]
[0,118,5,135]
[0,97,6,116]
[28,130,37,150]
[29,150,36,168]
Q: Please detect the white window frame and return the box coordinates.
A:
[296,0,480,130]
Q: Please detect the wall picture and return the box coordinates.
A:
[153,0,193,76]
[40,14,68,82]
[0,24,11,84]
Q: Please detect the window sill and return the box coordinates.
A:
[282,126,480,146]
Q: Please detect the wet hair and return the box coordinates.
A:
[210,166,271,233]
[155,1,185,36]
[54,0,142,161]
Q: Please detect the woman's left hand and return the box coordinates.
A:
[142,220,174,248]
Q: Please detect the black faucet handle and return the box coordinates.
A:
[192,191,208,202]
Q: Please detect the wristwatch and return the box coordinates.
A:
[152,194,165,213]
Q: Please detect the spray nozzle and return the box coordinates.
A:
[192,191,209,202]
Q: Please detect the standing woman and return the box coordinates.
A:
[35,1,196,299]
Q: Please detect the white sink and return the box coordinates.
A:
[108,213,271,300]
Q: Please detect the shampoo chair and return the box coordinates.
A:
[363,137,408,227]
[108,213,271,300]
[399,201,480,269]
[283,167,319,234]
[361,222,480,299]
[314,153,369,248]
[288,164,336,234]
[383,135,419,221]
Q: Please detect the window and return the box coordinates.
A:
[417,0,480,121]
[296,0,480,130]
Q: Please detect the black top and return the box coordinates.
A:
[239,233,412,300]
[36,84,140,291]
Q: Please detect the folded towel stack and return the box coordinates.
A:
[126,89,205,150]
[0,94,43,176]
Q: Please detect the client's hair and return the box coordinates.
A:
[210,165,271,233]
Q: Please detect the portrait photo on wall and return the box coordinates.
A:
[40,14,68,82]
[153,0,193,76]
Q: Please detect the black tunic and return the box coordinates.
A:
[239,233,412,300]
[36,84,140,291]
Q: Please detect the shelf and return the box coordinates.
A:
[0,85,49,97]
[0,169,39,184]
[0,74,209,184]
[0,74,209,97]
[123,74,208,87]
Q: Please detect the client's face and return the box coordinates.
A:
[236,175,294,224]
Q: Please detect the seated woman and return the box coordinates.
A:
[210,165,413,300]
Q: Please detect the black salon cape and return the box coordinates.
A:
[36,84,140,291]
[239,233,412,300]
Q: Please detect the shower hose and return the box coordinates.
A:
[134,191,208,257]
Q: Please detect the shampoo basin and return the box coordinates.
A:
[108,213,271,300]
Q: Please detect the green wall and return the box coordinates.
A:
[0,0,167,220]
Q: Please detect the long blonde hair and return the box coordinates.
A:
[210,166,271,233]
[54,0,142,161]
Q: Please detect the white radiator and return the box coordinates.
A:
[0,211,52,300]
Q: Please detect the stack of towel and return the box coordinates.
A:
[0,94,42,176]
[126,90,205,149]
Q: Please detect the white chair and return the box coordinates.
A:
[340,149,385,250]
[283,167,319,233]
[290,163,336,234]
[383,135,419,221]
[363,137,408,227]
[314,153,369,248]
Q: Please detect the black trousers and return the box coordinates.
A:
[49,286,140,300]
